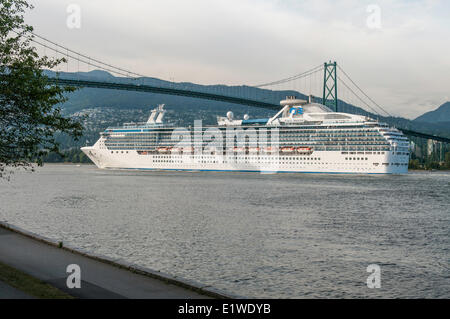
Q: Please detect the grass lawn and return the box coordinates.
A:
[0,261,74,299]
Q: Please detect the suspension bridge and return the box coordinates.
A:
[26,32,450,144]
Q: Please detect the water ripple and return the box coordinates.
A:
[1,165,449,298]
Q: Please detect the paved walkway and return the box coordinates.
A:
[0,226,213,299]
[0,281,35,299]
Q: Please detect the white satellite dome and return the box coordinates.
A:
[243,114,249,120]
[227,111,234,120]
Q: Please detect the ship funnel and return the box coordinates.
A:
[155,104,166,123]
[147,108,158,124]
[147,104,166,124]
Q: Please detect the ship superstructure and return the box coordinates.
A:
[82,98,409,174]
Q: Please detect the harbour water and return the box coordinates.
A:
[1,164,449,298]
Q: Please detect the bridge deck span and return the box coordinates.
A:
[47,78,279,109]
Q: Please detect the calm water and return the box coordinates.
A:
[1,164,449,298]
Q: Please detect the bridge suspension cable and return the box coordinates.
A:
[28,36,134,78]
[337,75,382,116]
[337,65,392,117]
[253,64,324,88]
[17,31,148,79]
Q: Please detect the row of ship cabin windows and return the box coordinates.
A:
[153,155,322,161]
[110,151,325,161]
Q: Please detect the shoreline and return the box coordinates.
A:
[38,162,450,172]
[0,221,236,299]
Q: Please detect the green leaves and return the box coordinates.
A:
[0,0,83,178]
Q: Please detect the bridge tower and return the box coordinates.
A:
[322,61,338,112]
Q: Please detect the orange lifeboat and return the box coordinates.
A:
[171,147,182,153]
[281,146,295,153]
[296,147,313,154]
[182,146,194,153]
[157,147,169,153]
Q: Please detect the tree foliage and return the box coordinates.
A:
[43,148,92,164]
[0,0,83,178]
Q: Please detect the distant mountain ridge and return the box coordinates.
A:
[414,102,450,123]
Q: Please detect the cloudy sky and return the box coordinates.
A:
[25,0,450,119]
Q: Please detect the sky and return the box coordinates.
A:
[24,0,450,119]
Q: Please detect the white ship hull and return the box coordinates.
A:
[82,144,408,174]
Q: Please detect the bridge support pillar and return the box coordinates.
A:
[323,61,338,112]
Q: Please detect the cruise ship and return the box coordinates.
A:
[81,96,410,174]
